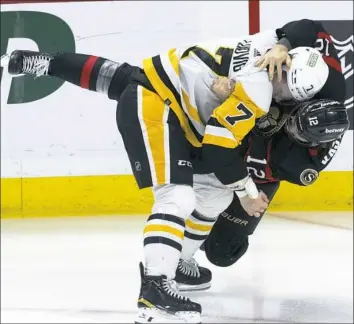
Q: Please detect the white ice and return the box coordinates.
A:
[1,213,353,323]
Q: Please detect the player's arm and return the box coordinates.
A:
[202,75,272,197]
[277,19,334,52]
[275,19,345,101]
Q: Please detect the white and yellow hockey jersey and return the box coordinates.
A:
[143,30,278,150]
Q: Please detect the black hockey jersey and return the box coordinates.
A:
[243,130,343,186]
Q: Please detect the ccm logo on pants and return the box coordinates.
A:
[178,160,192,168]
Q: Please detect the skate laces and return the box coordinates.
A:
[178,258,200,278]
[22,55,51,77]
[162,278,188,302]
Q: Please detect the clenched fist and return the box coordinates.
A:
[211,77,236,101]
[239,191,269,217]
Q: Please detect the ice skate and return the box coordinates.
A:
[175,258,212,292]
[7,50,52,77]
[135,262,201,324]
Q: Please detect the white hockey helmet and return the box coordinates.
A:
[287,47,329,101]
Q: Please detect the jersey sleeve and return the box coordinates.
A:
[275,136,344,186]
[276,19,345,102]
[202,73,272,185]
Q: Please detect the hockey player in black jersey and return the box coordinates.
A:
[201,98,349,268]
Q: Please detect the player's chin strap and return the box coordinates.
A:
[225,175,259,199]
[253,101,296,138]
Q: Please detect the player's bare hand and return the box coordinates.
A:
[211,77,235,101]
[239,192,269,217]
[255,44,292,82]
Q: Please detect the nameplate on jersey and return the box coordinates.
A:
[230,40,252,73]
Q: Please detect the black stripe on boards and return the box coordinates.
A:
[148,213,185,227]
[185,231,208,241]
[181,47,233,77]
[144,236,182,252]
[115,84,153,189]
[151,55,183,108]
[88,57,106,91]
[191,210,216,223]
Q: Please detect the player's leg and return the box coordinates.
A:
[6,50,152,101]
[203,182,280,267]
[175,173,234,291]
[117,84,201,323]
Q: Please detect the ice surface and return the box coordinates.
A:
[1,213,353,323]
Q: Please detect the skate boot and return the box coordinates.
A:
[7,50,52,77]
[135,262,201,324]
[175,258,212,292]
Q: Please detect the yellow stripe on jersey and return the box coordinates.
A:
[181,89,203,124]
[203,82,266,148]
[202,133,238,149]
[144,224,184,239]
[203,123,238,148]
[168,48,179,76]
[143,53,202,148]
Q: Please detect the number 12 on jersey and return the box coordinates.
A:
[225,103,254,126]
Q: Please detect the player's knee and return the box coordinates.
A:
[194,174,234,219]
[204,233,249,267]
[196,190,234,219]
[152,184,196,220]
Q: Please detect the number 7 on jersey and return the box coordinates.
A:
[225,103,254,126]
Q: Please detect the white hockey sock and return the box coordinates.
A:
[143,184,196,279]
[181,211,216,260]
[143,213,185,279]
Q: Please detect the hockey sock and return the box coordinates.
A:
[143,213,186,279]
[49,53,120,94]
[181,210,216,260]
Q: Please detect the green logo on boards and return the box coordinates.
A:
[1,11,75,104]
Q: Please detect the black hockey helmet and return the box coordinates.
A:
[284,99,349,147]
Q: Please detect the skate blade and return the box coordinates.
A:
[135,307,201,323]
[177,282,211,292]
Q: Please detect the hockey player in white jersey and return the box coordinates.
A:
[6,23,331,323]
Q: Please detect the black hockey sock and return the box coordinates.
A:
[48,52,121,95]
